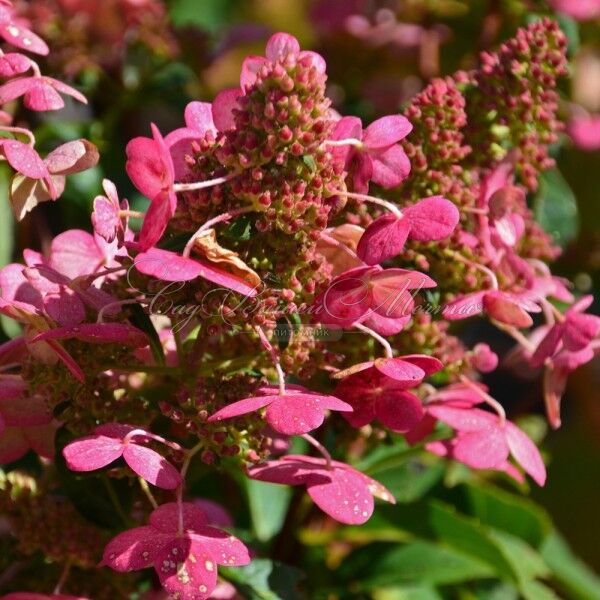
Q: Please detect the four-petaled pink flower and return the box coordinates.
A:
[126,124,176,250]
[335,368,424,432]
[101,502,250,600]
[333,353,443,388]
[330,114,412,193]
[248,454,395,524]
[530,295,600,367]
[356,196,459,265]
[425,404,546,486]
[0,75,86,111]
[316,265,436,329]
[443,289,541,328]
[63,423,181,489]
[208,384,352,435]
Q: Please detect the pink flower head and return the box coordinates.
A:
[0,75,86,111]
[443,289,541,328]
[126,124,176,250]
[316,265,436,328]
[165,101,216,179]
[531,295,600,367]
[248,454,395,524]
[426,404,546,485]
[356,196,459,265]
[567,113,600,151]
[335,368,424,432]
[212,33,326,131]
[101,502,250,600]
[548,0,600,20]
[63,423,181,489]
[0,3,49,55]
[331,114,412,192]
[333,354,443,388]
[134,247,259,297]
[208,385,352,435]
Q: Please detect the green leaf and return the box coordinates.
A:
[540,531,600,600]
[0,166,19,339]
[223,214,254,242]
[372,584,443,600]
[466,483,552,547]
[533,169,579,247]
[243,478,292,542]
[355,541,494,588]
[519,580,562,600]
[428,502,518,582]
[221,559,304,600]
[489,529,549,583]
[168,0,238,32]
[126,303,165,366]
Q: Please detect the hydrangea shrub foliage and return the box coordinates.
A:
[0,1,599,598]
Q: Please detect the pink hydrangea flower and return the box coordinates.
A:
[425,404,546,485]
[63,423,181,489]
[333,353,443,388]
[0,75,86,111]
[101,502,250,600]
[316,264,436,328]
[335,368,424,432]
[356,196,459,265]
[443,289,541,328]
[330,114,412,192]
[248,454,395,524]
[126,124,176,250]
[208,384,352,435]
[531,295,600,367]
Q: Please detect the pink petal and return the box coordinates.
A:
[265,395,327,435]
[49,229,103,279]
[356,213,411,265]
[122,444,182,489]
[44,139,99,176]
[207,395,274,422]
[318,272,372,326]
[189,527,250,566]
[2,140,49,179]
[0,53,31,77]
[184,101,216,134]
[0,21,49,55]
[562,313,600,352]
[330,116,363,167]
[134,247,204,281]
[43,289,86,326]
[240,55,268,89]
[150,502,208,533]
[126,136,165,199]
[363,115,413,149]
[0,77,33,104]
[0,426,28,463]
[138,190,177,250]
[428,405,498,432]
[212,88,242,131]
[370,144,411,188]
[402,354,444,375]
[31,323,148,347]
[0,394,50,427]
[43,338,85,383]
[442,292,486,320]
[92,195,120,243]
[363,311,411,336]
[298,50,326,73]
[306,466,375,524]
[102,526,170,571]
[483,293,533,328]
[24,80,64,111]
[193,499,233,528]
[94,423,137,438]
[453,428,509,469]
[0,263,43,309]
[47,77,87,104]
[530,324,564,367]
[154,538,217,600]
[265,33,300,61]
[373,358,425,387]
[63,435,124,471]
[404,196,459,242]
[505,422,546,486]
[376,390,423,432]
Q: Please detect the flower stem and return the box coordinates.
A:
[321,138,364,149]
[332,189,403,218]
[319,232,359,261]
[139,477,158,509]
[459,375,506,424]
[53,559,72,594]
[302,433,332,469]
[354,322,394,358]
[177,442,204,535]
[255,326,286,394]
[173,172,238,193]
